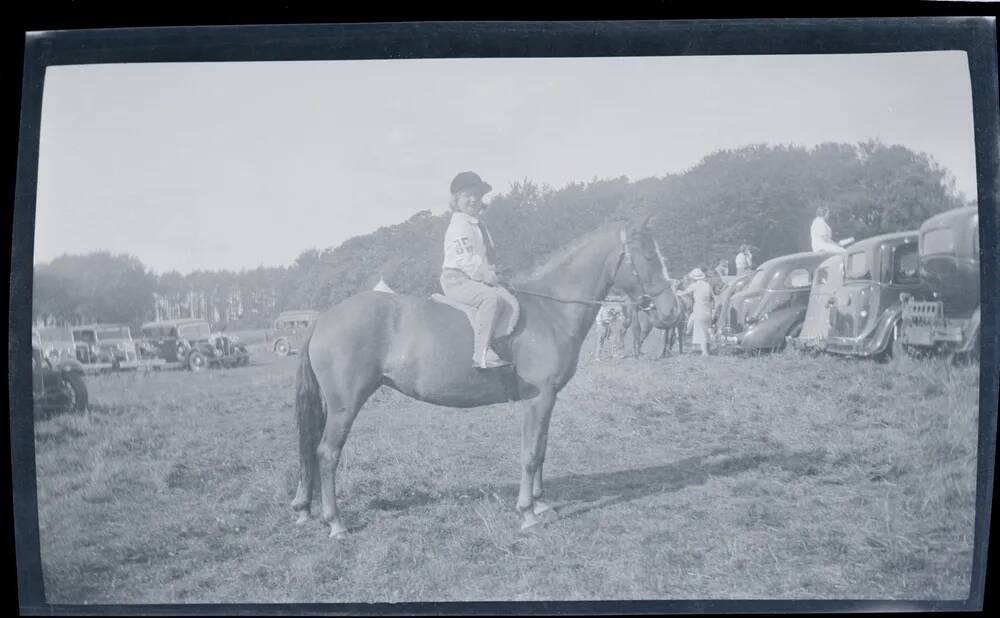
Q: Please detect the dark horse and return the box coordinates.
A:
[292,215,681,537]
[629,292,691,358]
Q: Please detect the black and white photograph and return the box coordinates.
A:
[10,18,998,612]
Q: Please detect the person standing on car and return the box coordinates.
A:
[678,268,715,356]
[810,206,848,254]
[440,171,518,369]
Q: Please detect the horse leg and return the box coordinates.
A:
[659,327,669,359]
[517,388,556,530]
[531,421,555,518]
[316,391,366,539]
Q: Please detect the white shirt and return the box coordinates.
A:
[442,211,497,282]
[735,251,752,273]
[811,216,846,254]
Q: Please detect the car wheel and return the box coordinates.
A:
[778,322,803,352]
[274,339,290,356]
[187,350,207,372]
[61,373,88,413]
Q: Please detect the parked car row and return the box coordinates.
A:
[713,205,979,361]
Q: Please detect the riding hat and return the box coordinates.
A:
[688,268,706,281]
[450,171,492,196]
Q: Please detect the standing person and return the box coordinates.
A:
[440,171,518,369]
[810,206,848,254]
[593,301,626,361]
[677,268,715,356]
[735,245,753,276]
[714,259,729,279]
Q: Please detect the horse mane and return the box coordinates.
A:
[513,221,622,284]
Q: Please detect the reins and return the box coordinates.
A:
[506,228,668,310]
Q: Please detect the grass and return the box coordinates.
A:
[32,329,979,603]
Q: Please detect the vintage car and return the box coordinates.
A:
[265,309,320,356]
[719,252,831,351]
[71,323,161,371]
[791,231,924,357]
[34,325,77,363]
[139,318,250,370]
[898,206,980,360]
[32,333,88,415]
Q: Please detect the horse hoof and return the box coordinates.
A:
[520,512,543,531]
[294,511,310,525]
[532,501,555,517]
[328,521,349,539]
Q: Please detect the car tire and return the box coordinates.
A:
[778,322,803,352]
[274,339,290,356]
[187,350,207,372]
[61,373,88,413]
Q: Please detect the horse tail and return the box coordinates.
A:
[295,334,324,505]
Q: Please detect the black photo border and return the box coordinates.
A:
[8,15,999,616]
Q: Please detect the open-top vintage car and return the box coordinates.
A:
[791,231,924,358]
[265,309,320,356]
[140,318,250,370]
[719,252,831,352]
[71,323,162,371]
[897,206,980,361]
[32,330,88,415]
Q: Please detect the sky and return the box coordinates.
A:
[33,51,976,274]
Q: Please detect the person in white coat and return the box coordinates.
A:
[677,268,715,356]
[810,207,848,254]
[440,171,518,369]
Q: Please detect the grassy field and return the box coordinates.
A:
[33,328,979,604]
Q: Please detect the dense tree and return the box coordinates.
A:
[33,141,966,327]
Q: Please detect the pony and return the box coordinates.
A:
[292,214,681,537]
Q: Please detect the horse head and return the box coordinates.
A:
[612,213,683,326]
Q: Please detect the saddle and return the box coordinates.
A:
[430,293,520,339]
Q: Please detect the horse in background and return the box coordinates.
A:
[628,278,691,358]
[292,214,681,537]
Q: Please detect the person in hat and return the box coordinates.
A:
[677,268,715,356]
[440,171,518,369]
[810,206,848,254]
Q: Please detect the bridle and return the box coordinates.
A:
[510,227,671,310]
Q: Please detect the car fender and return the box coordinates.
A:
[868,307,902,356]
[741,307,802,350]
[56,358,86,374]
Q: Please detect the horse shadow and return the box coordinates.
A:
[362,446,826,522]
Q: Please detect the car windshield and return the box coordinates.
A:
[97,326,131,340]
[846,252,870,281]
[747,269,770,290]
[178,323,212,339]
[922,228,955,256]
[893,244,920,283]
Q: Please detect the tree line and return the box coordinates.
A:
[32,140,970,332]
